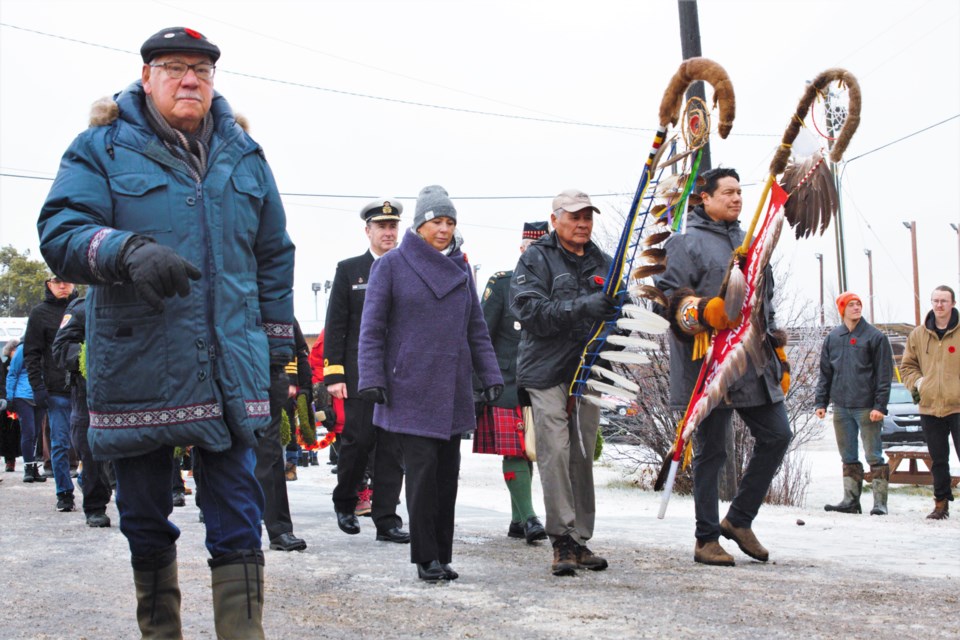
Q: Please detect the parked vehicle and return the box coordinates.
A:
[881,382,924,445]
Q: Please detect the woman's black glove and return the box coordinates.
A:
[358,387,387,404]
[121,237,201,311]
[482,384,503,403]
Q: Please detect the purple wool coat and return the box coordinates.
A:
[358,229,503,440]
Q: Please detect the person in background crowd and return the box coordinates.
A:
[6,339,44,483]
[815,291,893,515]
[325,197,409,544]
[900,285,959,520]
[474,221,549,544]
[52,296,114,527]
[23,276,78,512]
[309,330,344,473]
[255,318,309,552]
[37,27,294,638]
[359,185,503,581]
[1,338,22,474]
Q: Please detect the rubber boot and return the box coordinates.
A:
[210,550,265,640]
[869,463,889,515]
[132,544,182,640]
[824,462,863,513]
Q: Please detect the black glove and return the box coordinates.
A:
[33,385,49,409]
[318,404,337,429]
[358,387,387,404]
[121,238,201,311]
[573,291,618,321]
[482,384,503,403]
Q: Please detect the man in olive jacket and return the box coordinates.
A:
[900,285,960,520]
[815,292,893,515]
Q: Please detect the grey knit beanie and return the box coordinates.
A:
[413,185,457,230]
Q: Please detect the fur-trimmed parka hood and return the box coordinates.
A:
[88,93,249,131]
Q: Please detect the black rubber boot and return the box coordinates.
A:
[824,462,863,514]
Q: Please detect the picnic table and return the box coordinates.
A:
[885,445,960,487]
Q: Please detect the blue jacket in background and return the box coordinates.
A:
[6,344,34,402]
[37,80,295,460]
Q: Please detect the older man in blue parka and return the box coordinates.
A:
[37,26,294,639]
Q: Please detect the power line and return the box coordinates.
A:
[0,22,780,137]
[842,113,959,165]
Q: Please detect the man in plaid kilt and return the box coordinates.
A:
[474,222,549,544]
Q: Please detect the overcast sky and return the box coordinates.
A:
[1,0,958,329]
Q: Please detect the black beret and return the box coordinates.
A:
[141,27,221,63]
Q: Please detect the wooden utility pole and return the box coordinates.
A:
[677,0,711,172]
[864,249,875,323]
[904,221,921,325]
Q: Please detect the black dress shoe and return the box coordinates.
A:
[417,560,448,582]
[507,521,524,539]
[376,526,411,544]
[523,516,547,543]
[441,563,459,580]
[270,532,307,551]
[336,511,361,535]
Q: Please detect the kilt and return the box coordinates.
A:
[473,405,526,458]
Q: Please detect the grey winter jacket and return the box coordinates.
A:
[654,208,785,409]
[814,319,893,412]
[510,231,612,391]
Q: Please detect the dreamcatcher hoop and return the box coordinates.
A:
[809,84,849,142]
[682,96,711,148]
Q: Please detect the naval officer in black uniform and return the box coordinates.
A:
[325,198,409,543]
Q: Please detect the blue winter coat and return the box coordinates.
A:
[37,81,295,460]
[5,344,34,402]
[357,230,503,440]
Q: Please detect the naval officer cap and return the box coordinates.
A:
[360,198,403,223]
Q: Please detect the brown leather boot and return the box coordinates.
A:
[720,518,769,562]
[694,540,734,566]
[926,498,950,520]
[551,535,578,576]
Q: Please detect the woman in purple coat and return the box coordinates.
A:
[358,185,503,581]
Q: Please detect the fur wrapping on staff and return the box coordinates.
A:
[658,57,736,139]
[769,68,861,176]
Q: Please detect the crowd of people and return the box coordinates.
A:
[0,24,953,640]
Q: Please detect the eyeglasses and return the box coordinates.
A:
[931,299,953,306]
[149,61,216,81]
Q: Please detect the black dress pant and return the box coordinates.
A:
[70,421,112,516]
[254,399,294,540]
[921,413,959,502]
[332,398,405,531]
[400,433,461,565]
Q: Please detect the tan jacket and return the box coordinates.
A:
[900,309,960,418]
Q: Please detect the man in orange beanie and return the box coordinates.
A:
[815,291,893,515]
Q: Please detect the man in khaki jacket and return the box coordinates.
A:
[900,285,960,520]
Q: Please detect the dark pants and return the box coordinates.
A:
[332,397,404,531]
[255,399,294,540]
[921,413,958,502]
[12,398,39,464]
[693,402,792,542]
[71,422,112,515]
[400,433,461,564]
[114,441,263,558]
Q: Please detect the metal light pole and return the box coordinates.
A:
[815,253,824,326]
[951,223,959,289]
[864,248,874,323]
[311,282,323,321]
[903,221,921,325]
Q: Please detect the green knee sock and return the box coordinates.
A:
[502,457,535,522]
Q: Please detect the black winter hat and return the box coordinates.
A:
[141,27,221,63]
